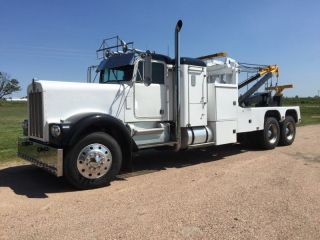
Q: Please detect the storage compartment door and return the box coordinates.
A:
[215,86,238,120]
[188,68,207,126]
[212,120,237,145]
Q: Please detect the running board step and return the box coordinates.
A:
[138,141,177,149]
[133,127,164,136]
[128,123,171,147]
[188,142,216,149]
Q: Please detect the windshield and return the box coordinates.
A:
[99,65,134,83]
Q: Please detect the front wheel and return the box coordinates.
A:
[64,132,122,189]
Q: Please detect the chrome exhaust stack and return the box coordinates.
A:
[174,20,183,151]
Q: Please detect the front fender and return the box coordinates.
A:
[66,113,132,146]
[48,113,134,148]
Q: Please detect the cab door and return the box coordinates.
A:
[134,61,167,120]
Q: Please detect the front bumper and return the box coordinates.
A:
[17,137,63,177]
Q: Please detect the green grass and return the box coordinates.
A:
[0,98,319,164]
[0,101,27,163]
[283,97,320,126]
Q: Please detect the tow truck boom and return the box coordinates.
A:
[238,65,279,89]
[238,65,280,106]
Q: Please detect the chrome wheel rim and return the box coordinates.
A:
[285,122,294,141]
[77,143,112,179]
[267,123,278,144]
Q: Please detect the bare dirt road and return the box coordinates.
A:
[1,125,320,240]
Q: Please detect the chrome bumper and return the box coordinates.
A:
[17,137,63,177]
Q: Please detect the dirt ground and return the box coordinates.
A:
[0,125,320,240]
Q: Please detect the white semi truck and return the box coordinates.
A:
[18,20,300,189]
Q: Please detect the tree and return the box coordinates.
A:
[0,72,21,99]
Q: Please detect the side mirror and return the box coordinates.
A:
[144,52,152,86]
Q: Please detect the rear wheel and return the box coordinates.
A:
[279,116,296,146]
[258,117,280,149]
[64,132,122,189]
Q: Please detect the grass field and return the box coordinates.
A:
[0,101,27,163]
[0,98,319,164]
[283,97,320,125]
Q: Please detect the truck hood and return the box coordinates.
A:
[27,80,130,141]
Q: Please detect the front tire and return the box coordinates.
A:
[279,116,296,146]
[64,132,122,189]
[258,117,280,149]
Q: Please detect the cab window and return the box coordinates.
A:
[152,62,165,84]
[99,65,134,83]
[136,61,165,84]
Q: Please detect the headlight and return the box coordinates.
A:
[50,125,61,137]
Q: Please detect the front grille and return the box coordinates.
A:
[29,91,44,138]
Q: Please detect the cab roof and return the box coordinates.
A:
[97,52,206,72]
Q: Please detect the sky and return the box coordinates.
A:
[0,0,319,97]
